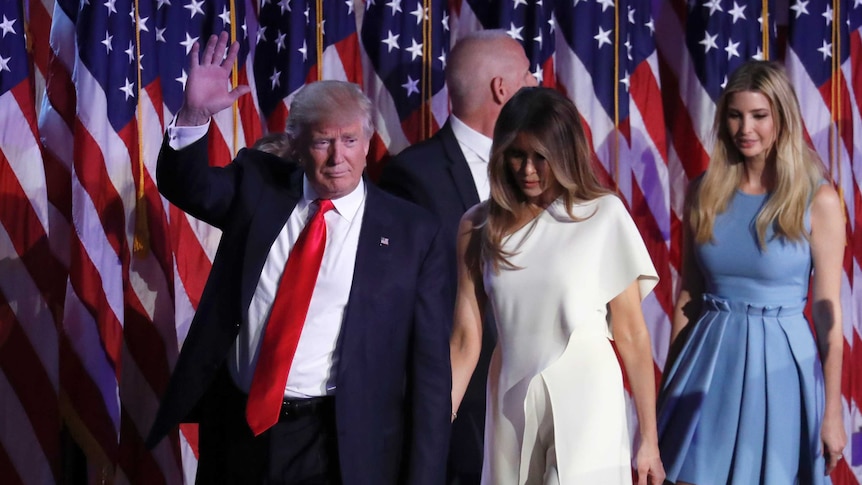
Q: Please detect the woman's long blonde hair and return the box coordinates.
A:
[691,61,823,247]
[483,87,608,271]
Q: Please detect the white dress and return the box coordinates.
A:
[481,195,658,485]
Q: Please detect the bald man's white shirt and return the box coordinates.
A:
[450,115,492,201]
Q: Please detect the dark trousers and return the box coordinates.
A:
[196,367,341,484]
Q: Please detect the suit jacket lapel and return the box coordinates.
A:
[439,122,481,211]
[240,164,304,312]
[336,183,392,374]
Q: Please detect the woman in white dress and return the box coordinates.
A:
[450,87,665,485]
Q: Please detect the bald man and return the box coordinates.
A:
[377,30,537,485]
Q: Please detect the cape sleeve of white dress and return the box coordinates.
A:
[515,194,658,485]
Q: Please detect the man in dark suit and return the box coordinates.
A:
[377,30,536,484]
[147,33,451,484]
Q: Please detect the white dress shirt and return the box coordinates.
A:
[449,115,493,201]
[168,122,365,398]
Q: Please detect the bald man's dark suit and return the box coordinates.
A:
[147,135,451,485]
[378,121,495,484]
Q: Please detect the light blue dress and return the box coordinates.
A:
[657,190,829,484]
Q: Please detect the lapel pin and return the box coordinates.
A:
[379,237,389,246]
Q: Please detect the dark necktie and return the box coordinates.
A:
[246,199,334,436]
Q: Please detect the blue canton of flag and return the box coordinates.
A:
[852,0,862,31]
[157,0,252,115]
[361,0,448,126]
[789,0,843,86]
[0,0,28,95]
[76,0,141,131]
[618,0,658,122]
[255,0,357,130]
[254,0,319,120]
[557,0,624,120]
[686,0,776,101]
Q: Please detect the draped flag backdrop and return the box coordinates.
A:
[1,0,860,482]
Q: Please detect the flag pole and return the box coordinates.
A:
[613,0,620,189]
[230,0,239,155]
[133,0,149,257]
[832,0,845,215]
[421,0,431,140]
[760,0,769,61]
[317,0,324,81]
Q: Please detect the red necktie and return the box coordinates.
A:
[246,199,334,436]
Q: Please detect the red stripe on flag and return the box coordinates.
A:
[71,122,126,256]
[630,178,674,317]
[170,206,211,310]
[853,332,862,413]
[630,63,669,164]
[0,301,60,482]
[11,80,40,142]
[334,33,364,84]
[67,234,124,375]
[180,424,199,459]
[207,122,235,168]
[42,148,72,225]
[0,155,66,320]
[542,57,556,89]
[138,167,175,292]
[45,50,77,132]
[123,297,171,397]
[29,1,52,78]
[853,179,862,270]
[142,82,166,132]
[656,54,710,180]
[399,102,442,146]
[59,334,118,464]
[235,89,263,149]
[0,442,24,485]
[118,408,168,485]
[265,101,289,135]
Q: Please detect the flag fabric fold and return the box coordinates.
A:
[3,1,861,483]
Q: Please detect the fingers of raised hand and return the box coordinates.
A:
[200,34,218,65]
[214,32,231,66]
[197,32,230,67]
[223,39,242,68]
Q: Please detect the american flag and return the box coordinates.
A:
[4,0,861,483]
[255,0,362,134]
[848,0,862,475]
[360,0,449,177]
[554,0,674,378]
[787,0,862,479]
[0,0,62,481]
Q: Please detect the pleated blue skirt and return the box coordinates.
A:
[657,295,829,484]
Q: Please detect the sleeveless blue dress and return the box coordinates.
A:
[657,190,829,484]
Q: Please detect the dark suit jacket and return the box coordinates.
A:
[378,121,494,480]
[147,136,451,485]
[378,122,479,264]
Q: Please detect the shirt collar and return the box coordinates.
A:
[302,176,366,222]
[450,115,492,162]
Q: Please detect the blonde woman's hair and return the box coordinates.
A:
[483,87,609,271]
[691,60,824,248]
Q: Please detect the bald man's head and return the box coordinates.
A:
[446,30,537,132]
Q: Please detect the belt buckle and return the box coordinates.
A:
[279,397,319,420]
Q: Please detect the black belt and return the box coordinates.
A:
[279,396,334,421]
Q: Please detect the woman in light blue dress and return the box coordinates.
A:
[657,61,846,484]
